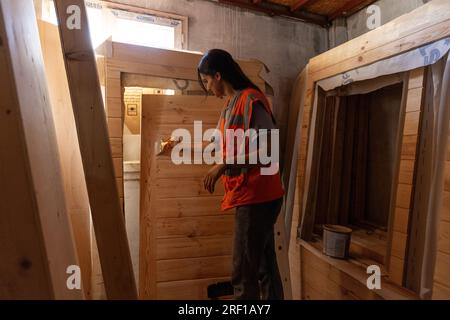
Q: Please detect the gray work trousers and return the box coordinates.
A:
[231,197,284,300]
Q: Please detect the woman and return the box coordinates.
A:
[198,49,285,300]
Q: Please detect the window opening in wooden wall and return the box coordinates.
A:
[310,82,404,265]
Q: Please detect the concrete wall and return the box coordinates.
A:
[329,0,429,48]
[107,0,328,151]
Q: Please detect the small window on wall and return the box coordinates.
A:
[40,0,187,50]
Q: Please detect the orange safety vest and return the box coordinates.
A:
[218,88,285,211]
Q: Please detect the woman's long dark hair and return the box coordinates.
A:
[197,49,261,94]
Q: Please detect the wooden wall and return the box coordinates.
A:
[140,95,232,299]
[100,42,271,299]
[289,0,450,300]
[102,42,267,208]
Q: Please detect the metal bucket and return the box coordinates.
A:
[323,224,352,259]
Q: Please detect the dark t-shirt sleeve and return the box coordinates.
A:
[250,101,275,130]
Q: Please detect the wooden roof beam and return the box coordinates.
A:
[218,0,328,27]
[290,0,319,12]
[329,0,377,20]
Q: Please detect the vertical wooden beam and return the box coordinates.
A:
[0,0,82,299]
[38,20,92,299]
[53,0,137,299]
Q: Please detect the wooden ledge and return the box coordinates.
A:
[298,239,418,300]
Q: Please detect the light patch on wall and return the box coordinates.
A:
[40,0,178,50]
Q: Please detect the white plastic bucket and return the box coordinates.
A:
[323,224,352,259]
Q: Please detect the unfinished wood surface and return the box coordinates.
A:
[157,236,233,260]
[388,68,425,287]
[140,94,232,299]
[157,256,232,282]
[54,0,137,299]
[102,42,268,210]
[156,277,229,300]
[38,20,92,298]
[299,241,417,300]
[156,216,234,238]
[0,0,82,299]
[294,2,450,298]
[309,0,450,81]
[155,197,229,218]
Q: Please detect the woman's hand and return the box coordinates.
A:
[203,163,226,194]
[156,137,181,156]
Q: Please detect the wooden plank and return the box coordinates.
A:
[155,197,229,218]
[0,0,82,299]
[142,95,223,125]
[300,87,326,240]
[391,231,408,259]
[38,20,92,298]
[113,157,123,178]
[393,208,410,234]
[434,251,450,287]
[157,236,233,260]
[140,93,230,299]
[106,96,122,118]
[406,88,424,112]
[339,96,355,225]
[155,160,215,179]
[156,277,229,300]
[155,178,225,198]
[404,68,430,293]
[445,161,450,190]
[432,282,450,299]
[447,137,450,160]
[107,117,123,138]
[54,0,137,299]
[106,77,122,98]
[389,255,404,286]
[352,98,369,224]
[156,216,234,238]
[116,178,124,198]
[395,184,413,209]
[408,68,425,90]
[157,256,231,282]
[398,160,415,185]
[441,191,450,223]
[112,42,263,78]
[327,101,346,224]
[437,221,450,255]
[401,135,418,160]
[302,247,379,300]
[110,138,123,158]
[309,0,450,79]
[403,111,421,136]
[301,241,416,299]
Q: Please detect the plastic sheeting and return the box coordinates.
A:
[317,37,450,92]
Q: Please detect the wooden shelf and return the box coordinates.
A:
[301,239,418,300]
